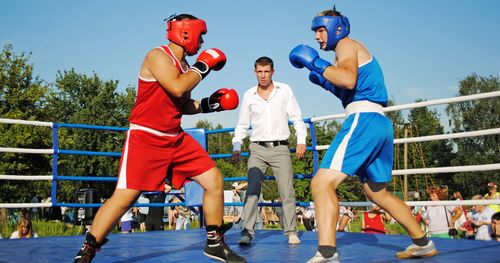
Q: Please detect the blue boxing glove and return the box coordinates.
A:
[309,71,335,92]
[289,44,331,75]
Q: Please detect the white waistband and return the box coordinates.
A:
[345,100,384,116]
[129,123,179,137]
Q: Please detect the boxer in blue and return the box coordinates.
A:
[289,6,438,262]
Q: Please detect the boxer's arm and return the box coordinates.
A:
[323,39,358,90]
[143,48,201,98]
[181,98,202,115]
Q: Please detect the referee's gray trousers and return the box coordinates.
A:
[241,142,297,236]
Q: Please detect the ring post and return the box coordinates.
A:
[51,122,59,207]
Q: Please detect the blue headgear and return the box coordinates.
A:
[311,15,350,50]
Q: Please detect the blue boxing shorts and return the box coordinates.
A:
[320,101,393,183]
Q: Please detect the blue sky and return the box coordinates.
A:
[1,0,499,129]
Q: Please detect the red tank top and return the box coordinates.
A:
[129,46,187,133]
[362,212,386,234]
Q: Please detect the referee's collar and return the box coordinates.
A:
[251,82,281,95]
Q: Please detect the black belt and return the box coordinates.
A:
[254,140,289,148]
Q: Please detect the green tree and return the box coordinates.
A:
[406,102,454,196]
[0,44,52,203]
[446,74,500,198]
[46,69,136,202]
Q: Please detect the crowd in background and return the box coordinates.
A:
[1,181,499,242]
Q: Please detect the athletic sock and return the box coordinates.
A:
[412,235,430,247]
[206,225,223,245]
[318,245,337,258]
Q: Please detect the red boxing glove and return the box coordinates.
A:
[201,88,239,113]
[190,48,227,79]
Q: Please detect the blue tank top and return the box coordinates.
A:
[332,57,388,108]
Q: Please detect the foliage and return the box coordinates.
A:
[446,74,500,198]
[1,44,499,236]
[390,101,455,197]
[45,69,136,201]
[0,44,52,203]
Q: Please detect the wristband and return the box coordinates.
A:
[190,61,210,79]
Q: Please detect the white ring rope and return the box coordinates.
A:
[0,118,52,127]
[392,163,500,175]
[1,92,499,209]
[0,175,53,180]
[393,128,500,144]
[0,203,52,209]
[341,199,500,207]
[1,199,498,209]
[0,147,54,154]
[311,90,500,122]
[315,128,500,150]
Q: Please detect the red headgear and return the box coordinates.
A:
[167,17,207,56]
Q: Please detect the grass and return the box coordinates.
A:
[0,217,409,239]
[1,220,85,238]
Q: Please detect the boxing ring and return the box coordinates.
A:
[1,91,500,262]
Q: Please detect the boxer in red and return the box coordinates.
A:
[74,14,245,263]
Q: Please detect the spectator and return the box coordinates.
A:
[484,182,500,213]
[422,186,462,238]
[175,205,191,230]
[453,191,467,216]
[30,195,40,221]
[337,196,353,232]
[167,195,177,230]
[120,208,134,234]
[274,198,285,229]
[450,191,472,238]
[145,184,171,231]
[137,194,149,232]
[302,202,316,231]
[10,218,38,238]
[491,212,500,241]
[254,197,268,230]
[229,182,245,228]
[471,195,495,241]
[175,187,191,230]
[146,194,166,231]
[362,204,391,234]
[461,213,476,239]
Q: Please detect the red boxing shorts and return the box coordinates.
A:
[116,124,216,191]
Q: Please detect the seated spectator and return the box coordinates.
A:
[10,218,38,238]
[302,202,316,231]
[337,196,354,232]
[471,195,495,241]
[458,215,475,239]
[491,212,500,241]
[361,204,391,234]
[120,208,134,234]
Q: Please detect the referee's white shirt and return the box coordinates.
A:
[232,81,307,151]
